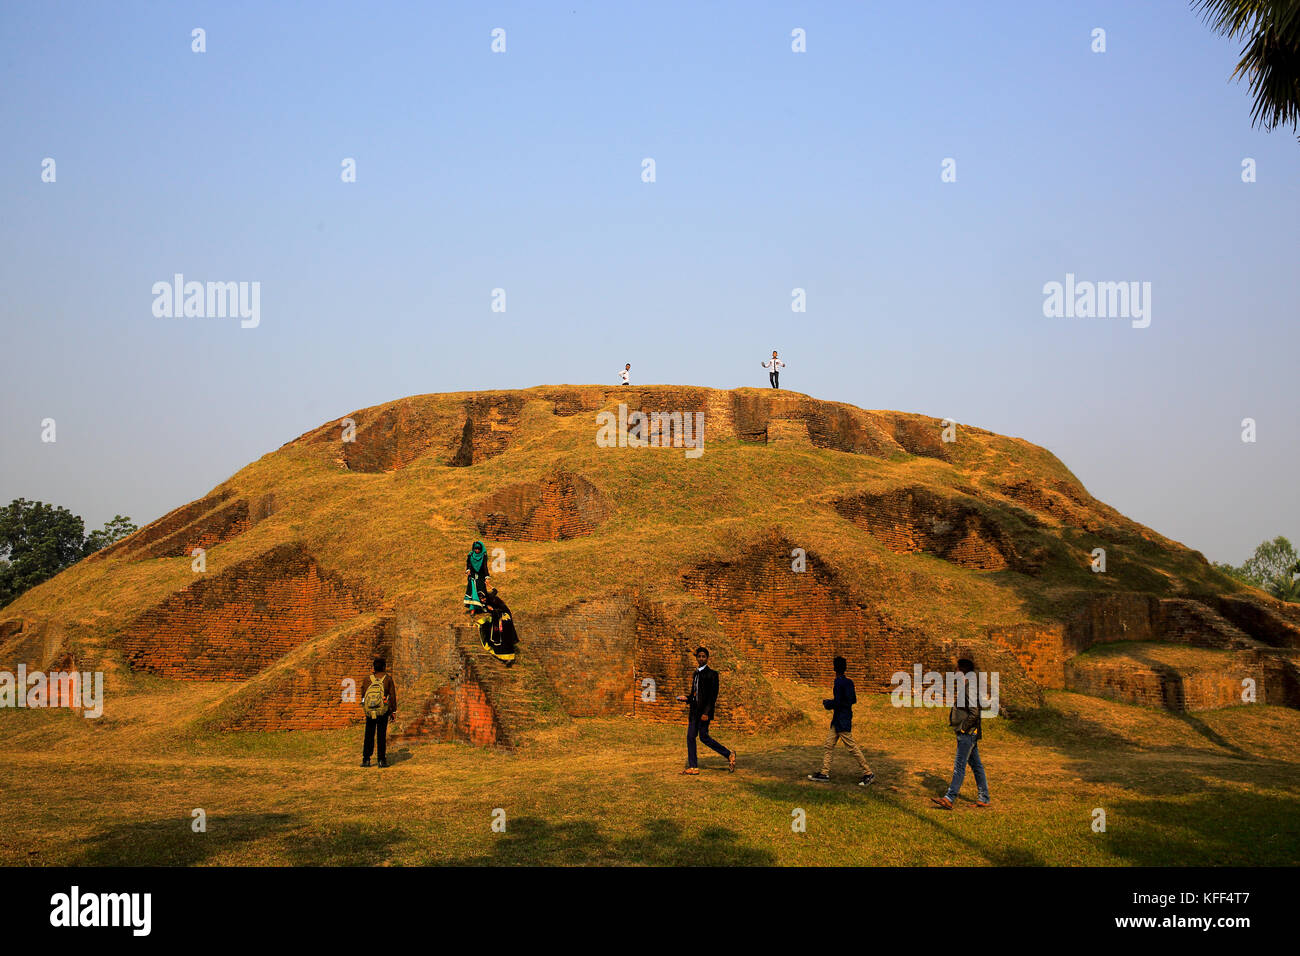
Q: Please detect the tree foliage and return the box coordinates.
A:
[0,500,137,608]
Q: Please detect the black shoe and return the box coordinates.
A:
[361,758,371,767]
[377,757,388,768]
[807,772,830,783]
[858,772,876,787]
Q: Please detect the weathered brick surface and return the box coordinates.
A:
[1065,648,1299,711]
[889,414,951,461]
[473,471,608,541]
[529,599,637,716]
[94,490,235,561]
[1210,596,1300,649]
[729,393,897,455]
[681,533,939,692]
[450,394,524,467]
[835,486,1038,573]
[123,544,371,680]
[216,617,393,730]
[343,398,452,472]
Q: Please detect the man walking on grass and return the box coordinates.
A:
[931,657,990,809]
[676,646,736,775]
[808,656,875,786]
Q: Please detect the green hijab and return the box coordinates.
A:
[468,540,487,573]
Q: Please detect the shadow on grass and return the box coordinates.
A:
[1005,703,1291,795]
[441,816,776,866]
[721,741,1043,864]
[1103,787,1300,866]
[70,813,296,866]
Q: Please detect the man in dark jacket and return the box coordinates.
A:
[931,657,989,809]
[807,656,875,786]
[675,646,736,775]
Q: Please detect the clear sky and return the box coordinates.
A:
[1,0,1296,565]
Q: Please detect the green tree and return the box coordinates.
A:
[0,499,86,608]
[1193,0,1300,136]
[83,515,138,556]
[1219,536,1300,601]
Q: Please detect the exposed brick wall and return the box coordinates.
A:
[529,600,637,716]
[681,534,938,692]
[987,622,1070,689]
[1063,650,1288,712]
[344,398,452,472]
[631,604,692,724]
[995,479,1096,531]
[216,617,392,731]
[729,393,896,455]
[473,471,609,541]
[541,388,605,417]
[835,486,1038,573]
[450,394,524,467]
[136,498,250,559]
[1210,597,1300,649]
[122,544,372,680]
[95,490,234,561]
[889,415,951,461]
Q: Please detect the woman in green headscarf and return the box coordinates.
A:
[463,540,491,614]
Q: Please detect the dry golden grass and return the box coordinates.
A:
[2,679,1296,867]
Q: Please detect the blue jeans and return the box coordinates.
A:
[945,733,989,803]
[687,713,730,768]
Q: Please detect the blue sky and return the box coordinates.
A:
[1,0,1296,564]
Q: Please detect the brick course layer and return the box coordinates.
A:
[473,471,608,541]
[681,535,938,692]
[122,543,371,680]
[835,486,1037,573]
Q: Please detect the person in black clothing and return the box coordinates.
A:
[361,657,397,768]
[931,657,990,809]
[807,656,875,785]
[675,646,736,775]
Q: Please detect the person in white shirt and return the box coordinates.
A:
[620,363,631,385]
[762,351,785,388]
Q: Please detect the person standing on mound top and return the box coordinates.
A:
[620,363,631,385]
[931,657,990,810]
[807,656,875,787]
[762,350,785,388]
[675,646,737,775]
[360,657,397,768]
[464,540,491,614]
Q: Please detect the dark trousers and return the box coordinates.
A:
[769,371,780,388]
[687,712,730,768]
[363,714,389,761]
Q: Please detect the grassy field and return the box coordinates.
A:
[3,678,1297,867]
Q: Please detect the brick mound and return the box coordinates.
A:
[122,543,375,680]
[472,471,608,541]
[834,486,1040,572]
[10,385,1298,747]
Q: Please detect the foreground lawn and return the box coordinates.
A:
[2,684,1297,866]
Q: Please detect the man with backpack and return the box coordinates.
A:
[931,657,990,809]
[361,657,397,768]
[807,656,875,786]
